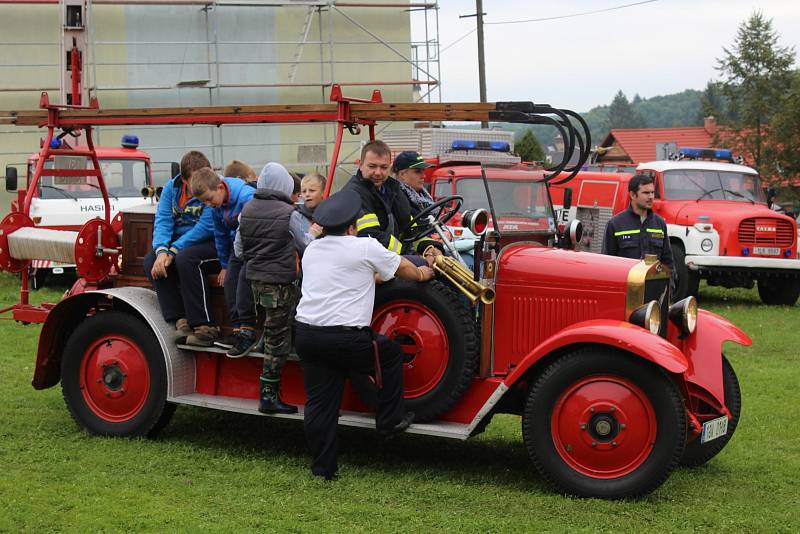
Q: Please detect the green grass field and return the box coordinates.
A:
[0,273,798,532]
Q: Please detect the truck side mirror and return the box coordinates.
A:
[563,187,573,211]
[5,166,18,192]
[171,162,180,179]
[766,186,777,207]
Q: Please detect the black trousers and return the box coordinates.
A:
[295,322,405,479]
[223,253,256,328]
[143,240,220,327]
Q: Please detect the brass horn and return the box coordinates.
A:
[428,251,496,305]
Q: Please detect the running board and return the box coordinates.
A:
[172,393,472,440]
[177,343,300,362]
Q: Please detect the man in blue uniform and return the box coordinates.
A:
[602,174,675,283]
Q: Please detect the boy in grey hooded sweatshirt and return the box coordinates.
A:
[231,162,314,414]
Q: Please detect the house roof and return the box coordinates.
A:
[601,127,713,164]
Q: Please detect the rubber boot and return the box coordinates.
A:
[258,376,297,415]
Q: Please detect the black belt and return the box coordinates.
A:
[295,321,371,333]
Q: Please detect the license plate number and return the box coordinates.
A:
[753,246,780,256]
[700,415,728,443]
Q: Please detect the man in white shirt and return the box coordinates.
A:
[295,189,435,481]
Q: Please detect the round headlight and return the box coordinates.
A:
[701,238,713,252]
[669,296,698,335]
[630,300,661,335]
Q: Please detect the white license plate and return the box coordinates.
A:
[753,246,781,256]
[700,415,728,443]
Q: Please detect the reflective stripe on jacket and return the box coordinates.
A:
[343,171,412,254]
[602,205,675,273]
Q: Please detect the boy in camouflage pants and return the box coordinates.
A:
[237,162,311,414]
[251,281,295,410]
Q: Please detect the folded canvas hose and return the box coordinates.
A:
[7,227,78,264]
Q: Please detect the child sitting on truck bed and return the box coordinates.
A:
[224,160,257,185]
[190,167,256,349]
[144,150,219,346]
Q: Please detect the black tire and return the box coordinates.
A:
[29,267,47,290]
[61,311,174,437]
[522,347,686,499]
[371,279,478,422]
[671,242,698,300]
[757,278,800,306]
[681,356,741,467]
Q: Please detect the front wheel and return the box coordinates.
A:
[757,278,800,306]
[522,347,686,499]
[61,311,175,437]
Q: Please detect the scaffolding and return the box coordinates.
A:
[0,0,441,184]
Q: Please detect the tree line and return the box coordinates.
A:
[513,10,800,192]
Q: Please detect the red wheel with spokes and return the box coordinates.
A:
[372,280,478,422]
[523,347,686,499]
[62,311,175,437]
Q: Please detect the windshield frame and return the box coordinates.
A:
[33,157,151,200]
[661,168,767,203]
[453,174,556,232]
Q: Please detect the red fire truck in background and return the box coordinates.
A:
[5,135,160,288]
[548,148,800,305]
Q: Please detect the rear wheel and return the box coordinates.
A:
[372,280,478,422]
[681,356,741,467]
[61,311,175,437]
[522,347,686,499]
[757,278,800,306]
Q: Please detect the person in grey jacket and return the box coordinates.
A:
[233,163,316,259]
[231,162,310,414]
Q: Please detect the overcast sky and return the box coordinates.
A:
[412,1,800,113]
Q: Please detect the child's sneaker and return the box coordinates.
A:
[226,329,259,358]
[214,329,240,350]
[174,318,193,344]
[185,325,220,347]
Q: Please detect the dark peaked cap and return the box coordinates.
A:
[314,190,362,228]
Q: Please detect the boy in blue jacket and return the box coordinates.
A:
[191,167,256,352]
[144,151,220,346]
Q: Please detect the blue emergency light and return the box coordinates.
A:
[452,140,478,150]
[678,147,734,162]
[50,138,62,149]
[121,134,140,149]
[451,140,511,152]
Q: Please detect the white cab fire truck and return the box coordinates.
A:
[5,134,157,287]
[549,148,800,305]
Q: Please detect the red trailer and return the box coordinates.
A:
[0,89,750,498]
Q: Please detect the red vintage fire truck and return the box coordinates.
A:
[0,90,750,499]
[549,148,800,305]
[5,136,159,288]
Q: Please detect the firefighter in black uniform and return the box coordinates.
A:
[602,173,676,285]
[343,140,436,264]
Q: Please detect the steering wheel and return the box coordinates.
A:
[401,195,463,243]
